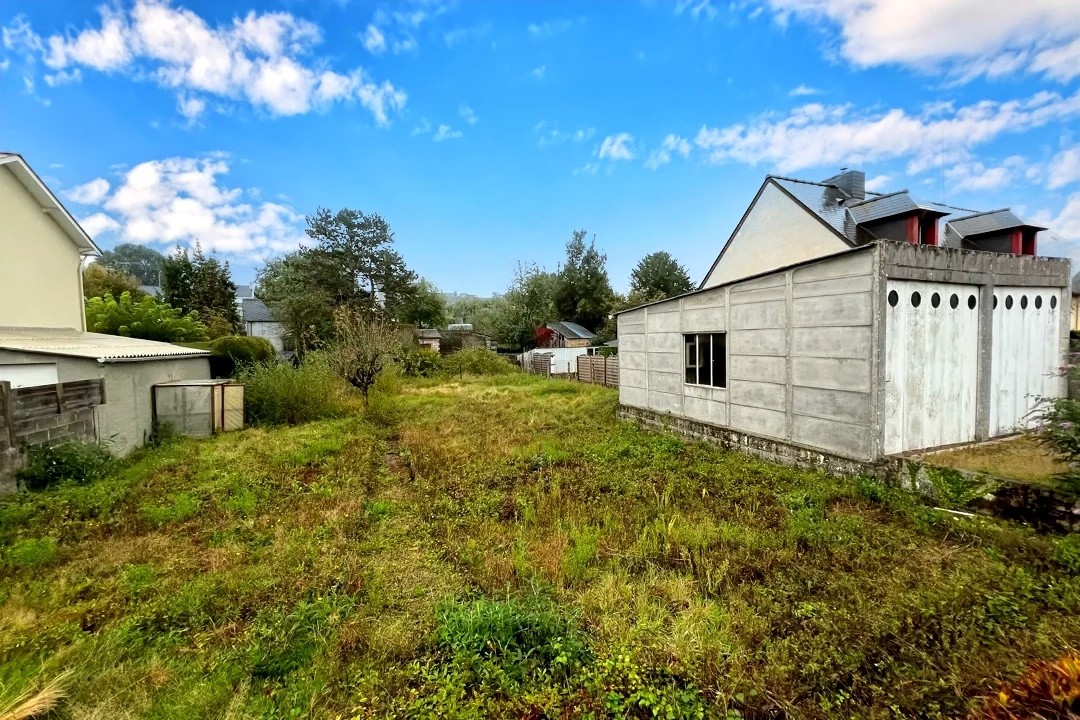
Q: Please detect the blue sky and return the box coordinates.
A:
[2,0,1078,295]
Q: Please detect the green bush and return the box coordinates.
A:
[208,335,276,377]
[85,291,208,342]
[5,537,59,568]
[236,356,351,426]
[1032,396,1080,496]
[16,441,115,491]
[365,365,404,428]
[442,348,515,377]
[401,348,443,377]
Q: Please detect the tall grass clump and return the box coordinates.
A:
[236,355,351,426]
[442,348,515,377]
[365,364,404,428]
[16,441,114,491]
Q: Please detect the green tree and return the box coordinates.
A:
[489,263,558,350]
[257,208,418,352]
[448,295,507,339]
[391,278,448,328]
[553,229,615,333]
[161,244,240,337]
[83,263,143,300]
[85,292,208,342]
[96,243,165,285]
[628,251,693,303]
[329,307,401,403]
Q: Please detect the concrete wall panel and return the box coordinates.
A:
[646,310,680,333]
[649,352,681,373]
[792,357,872,392]
[647,332,682,353]
[792,415,872,459]
[792,386,871,424]
[681,307,726,331]
[792,293,873,327]
[792,326,872,359]
[620,385,648,408]
[649,371,682,394]
[730,329,786,356]
[621,368,647,389]
[730,403,786,439]
[792,274,873,298]
[729,380,785,412]
[731,300,787,330]
[621,351,646,370]
[729,355,785,383]
[620,334,646,352]
[793,249,872,282]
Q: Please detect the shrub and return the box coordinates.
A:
[1032,397,1080,496]
[208,335,276,377]
[16,441,115,491]
[85,292,208,342]
[236,356,350,426]
[401,348,443,377]
[5,537,59,568]
[365,365,403,428]
[442,348,515,377]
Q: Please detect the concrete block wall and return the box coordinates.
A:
[618,247,880,462]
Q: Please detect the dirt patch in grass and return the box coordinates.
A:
[925,434,1069,485]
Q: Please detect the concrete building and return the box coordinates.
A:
[0,152,210,458]
[416,328,442,352]
[242,298,287,353]
[618,170,1070,471]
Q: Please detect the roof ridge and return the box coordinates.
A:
[846,189,909,207]
[948,207,1012,222]
[769,174,832,188]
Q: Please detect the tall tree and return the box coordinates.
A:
[390,278,448,329]
[553,229,615,332]
[83,263,143,300]
[628,251,694,303]
[161,244,240,337]
[258,208,419,351]
[489,263,557,350]
[96,244,165,286]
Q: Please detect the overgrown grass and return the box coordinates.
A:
[1,373,1078,718]
[926,434,1069,487]
[236,354,355,425]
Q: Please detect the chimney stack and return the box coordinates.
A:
[823,169,865,200]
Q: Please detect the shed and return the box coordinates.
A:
[0,328,211,455]
[416,328,442,352]
[618,241,1069,471]
[154,379,244,438]
[546,321,596,348]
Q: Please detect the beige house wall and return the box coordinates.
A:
[702,182,849,289]
[0,165,86,330]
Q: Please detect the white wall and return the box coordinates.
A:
[521,347,594,374]
[702,181,849,289]
[620,249,880,461]
[0,166,86,329]
[247,321,286,353]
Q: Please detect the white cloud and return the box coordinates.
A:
[864,174,891,192]
[4,1,406,124]
[459,104,477,125]
[645,134,692,170]
[1048,148,1080,190]
[598,133,636,162]
[573,162,599,176]
[79,212,121,237]
[77,154,306,257]
[789,84,820,97]
[361,24,386,54]
[762,0,1080,83]
[433,124,462,142]
[443,23,491,48]
[412,117,432,136]
[535,122,594,147]
[66,177,111,204]
[693,90,1080,175]
[944,156,1025,192]
[527,19,579,38]
[675,0,720,21]
[176,92,205,123]
[531,64,546,80]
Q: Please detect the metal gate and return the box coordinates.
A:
[884,280,980,454]
[989,287,1062,435]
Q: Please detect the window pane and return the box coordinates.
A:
[684,335,697,383]
[698,334,711,386]
[711,333,726,387]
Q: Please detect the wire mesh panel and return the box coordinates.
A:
[154,384,215,438]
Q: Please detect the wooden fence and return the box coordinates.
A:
[576,355,619,387]
[1,379,105,493]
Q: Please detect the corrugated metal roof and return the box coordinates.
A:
[946,209,1046,238]
[242,298,275,323]
[548,321,595,339]
[0,327,210,362]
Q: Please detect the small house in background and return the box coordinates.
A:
[545,321,596,348]
[241,298,287,353]
[416,328,442,352]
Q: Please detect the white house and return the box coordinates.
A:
[0,152,210,456]
[618,170,1069,472]
[242,298,287,353]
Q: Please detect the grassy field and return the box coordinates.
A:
[2,373,1080,719]
[923,435,1069,487]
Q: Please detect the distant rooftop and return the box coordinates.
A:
[548,321,595,340]
[0,327,209,363]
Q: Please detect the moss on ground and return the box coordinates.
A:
[2,373,1079,718]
